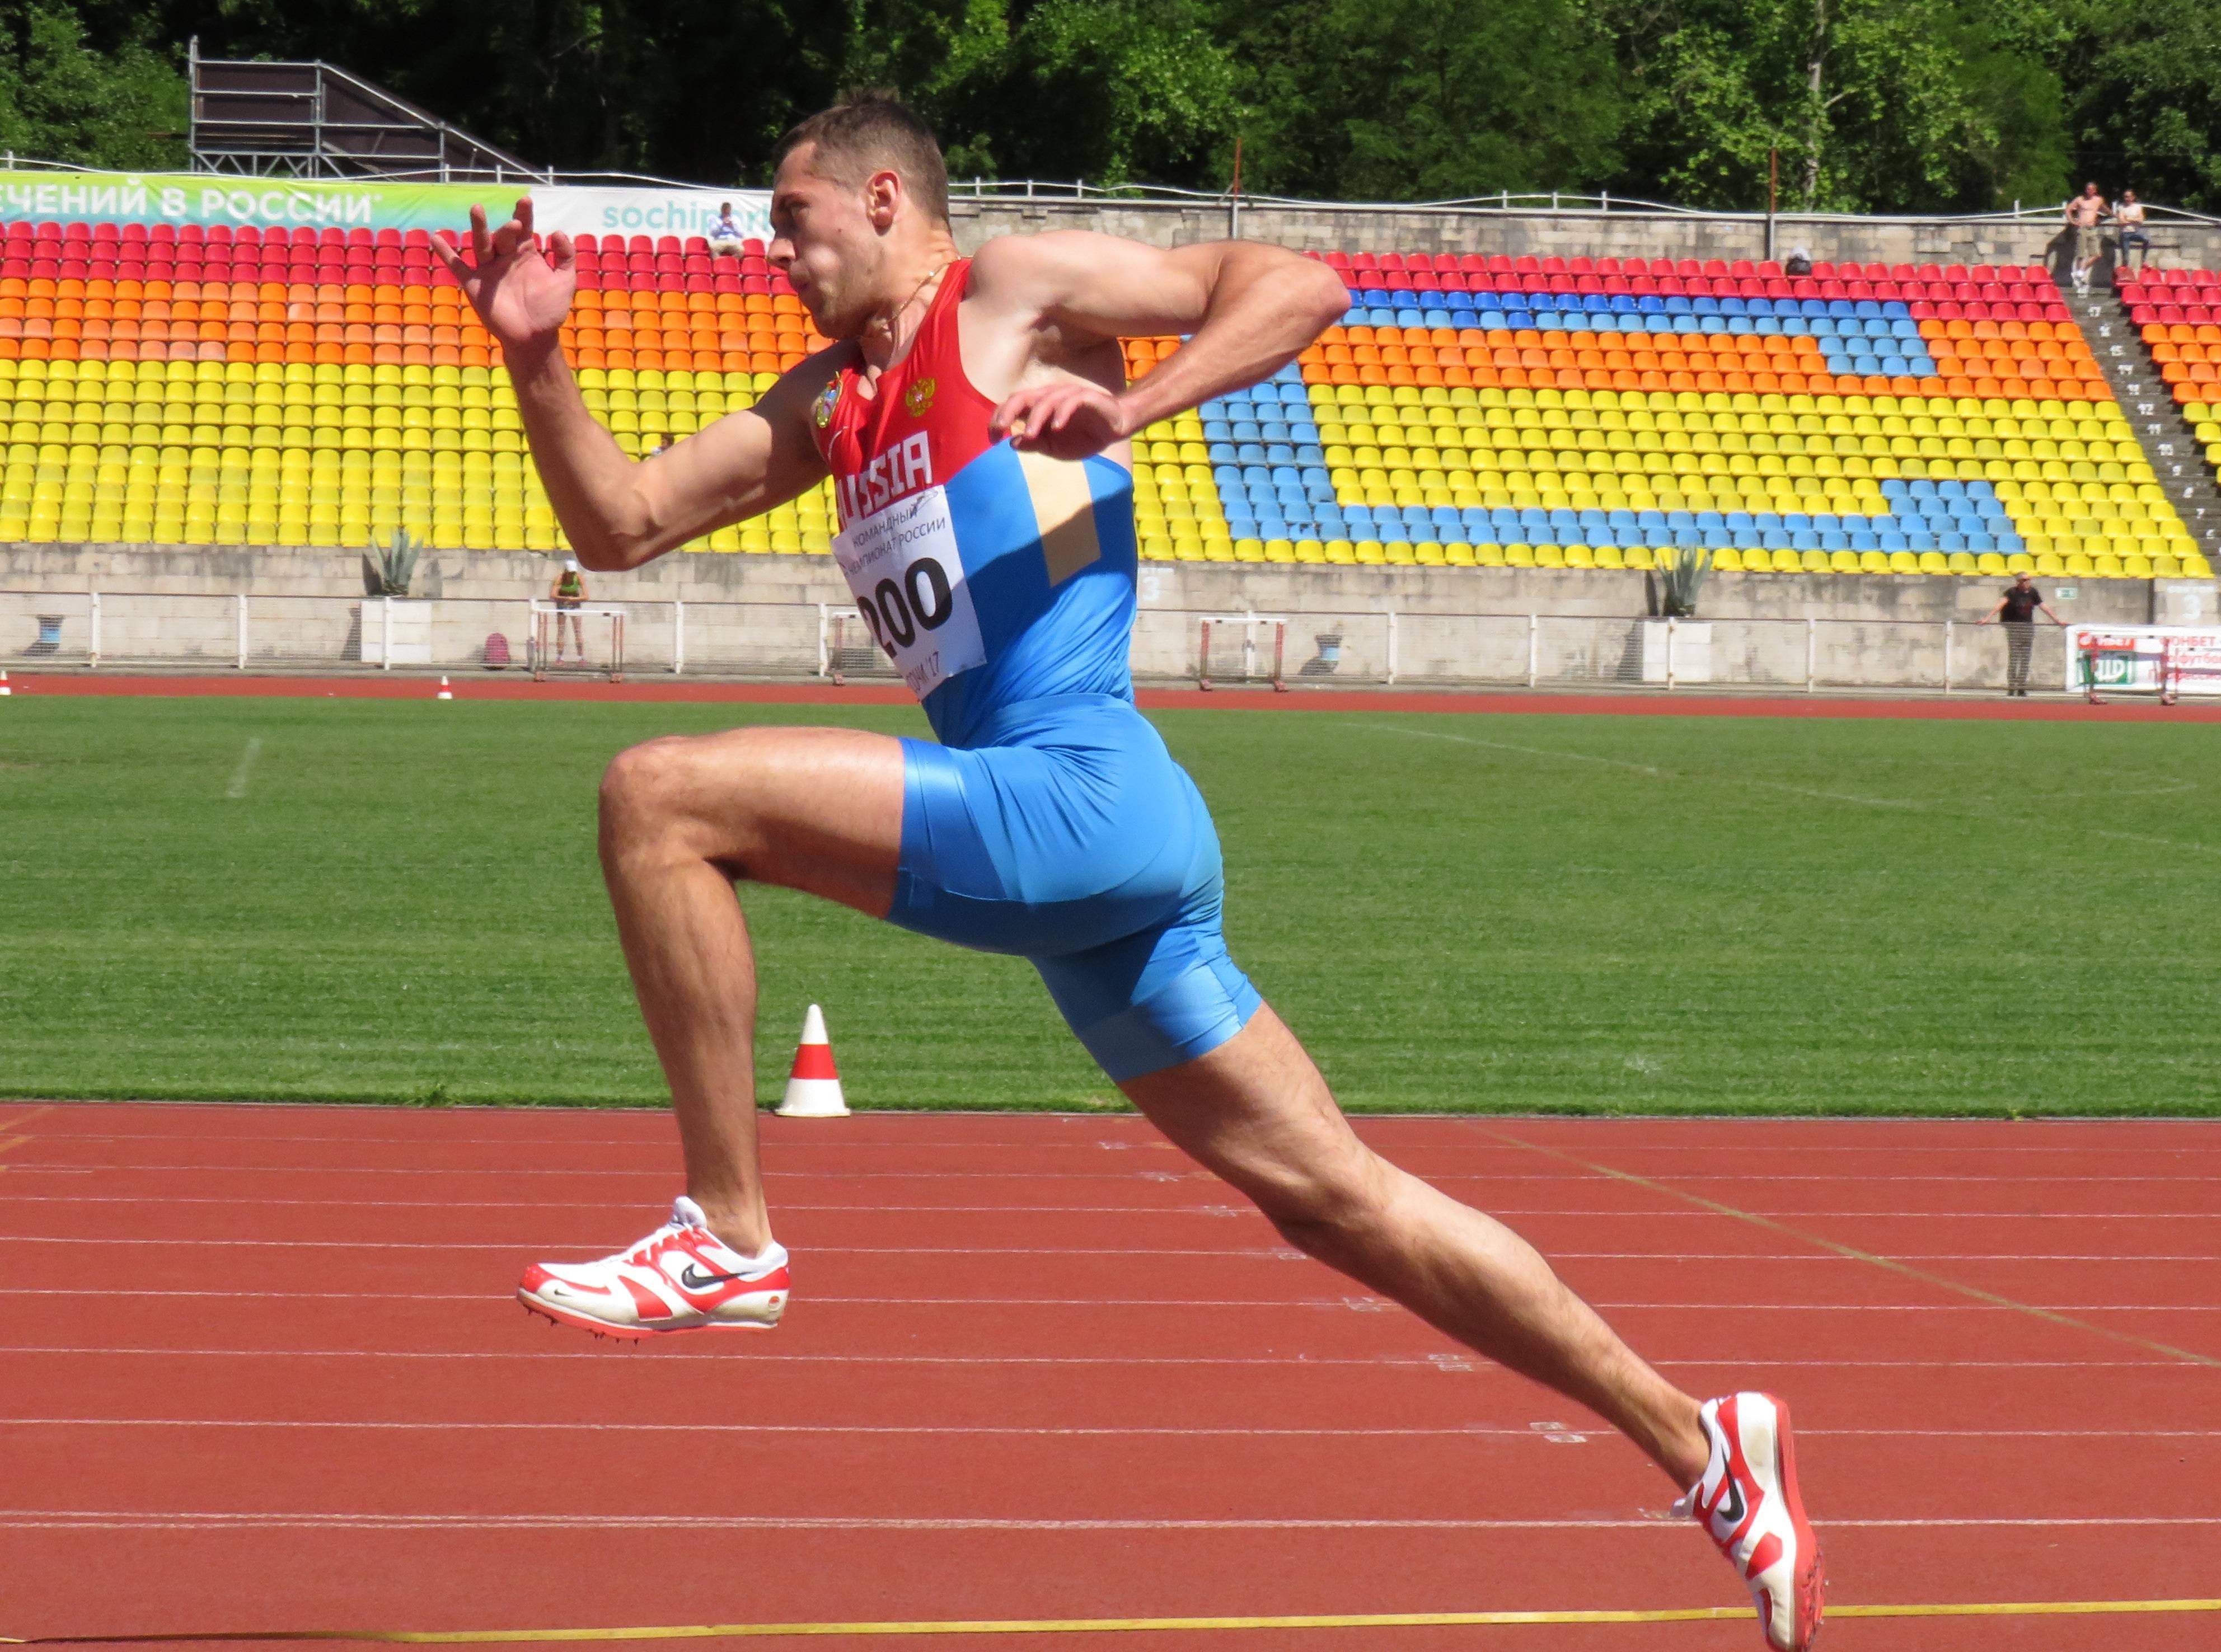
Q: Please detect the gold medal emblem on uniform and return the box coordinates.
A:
[813,382,840,429]
[904,377,938,419]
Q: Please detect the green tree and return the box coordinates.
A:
[2045,0,2221,209]
[1215,0,1623,201]
[0,3,186,170]
[1599,0,2068,212]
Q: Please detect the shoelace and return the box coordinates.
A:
[621,1220,690,1266]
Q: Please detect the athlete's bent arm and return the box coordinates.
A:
[439,198,834,572]
[969,232,1348,461]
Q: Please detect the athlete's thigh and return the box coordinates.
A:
[603,723,905,917]
[1116,1003,1374,1209]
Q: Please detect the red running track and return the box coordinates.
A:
[1,1102,2218,1648]
[9,670,2221,720]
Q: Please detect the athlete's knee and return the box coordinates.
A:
[1243,1144,1395,1252]
[598,735,732,865]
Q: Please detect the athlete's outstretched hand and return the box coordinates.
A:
[990,381,1131,461]
[433,199,577,354]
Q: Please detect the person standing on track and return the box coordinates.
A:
[435,93,1822,1652]
[1978,570,2064,696]
[549,557,589,666]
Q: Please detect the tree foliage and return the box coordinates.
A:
[7,0,2221,212]
[0,2,185,169]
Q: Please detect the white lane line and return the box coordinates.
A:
[1356,721,1670,777]
[11,1168,2219,1184]
[5,1509,2215,1533]
[3,1236,2217,1263]
[12,1418,2221,1442]
[223,737,262,800]
[0,1346,2191,1369]
[4,1205,2214,1224]
[0,1287,2213,1314]
[23,1129,2221,1156]
[1357,720,2221,854]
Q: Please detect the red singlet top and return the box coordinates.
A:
[813,259,999,529]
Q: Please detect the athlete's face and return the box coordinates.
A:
[768,148,896,340]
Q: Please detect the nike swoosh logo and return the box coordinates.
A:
[678,1263,752,1290]
[1713,1475,1746,1531]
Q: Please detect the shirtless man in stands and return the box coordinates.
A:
[435,92,1823,1652]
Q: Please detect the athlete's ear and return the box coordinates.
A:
[865,169,902,234]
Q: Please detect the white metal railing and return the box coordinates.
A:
[1,590,2115,695]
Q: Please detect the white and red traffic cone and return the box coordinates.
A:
[0,670,10,696]
[775,1003,848,1117]
[435,675,453,700]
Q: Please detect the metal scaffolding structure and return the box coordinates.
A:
[187,40,549,185]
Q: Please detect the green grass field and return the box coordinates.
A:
[3,694,2216,1114]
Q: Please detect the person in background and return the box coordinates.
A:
[1977,570,2064,697]
[709,202,747,257]
[550,556,589,666]
[2066,184,2108,294]
[2115,189,2150,276]
[1783,246,1812,278]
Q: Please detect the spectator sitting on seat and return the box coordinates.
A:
[709,202,747,256]
[2115,189,2149,276]
[1783,246,1812,278]
[2065,183,2108,294]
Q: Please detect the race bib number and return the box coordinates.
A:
[832,483,985,699]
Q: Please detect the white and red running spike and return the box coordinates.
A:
[1675,1393,1825,1650]
[776,1003,848,1117]
[518,1196,788,1339]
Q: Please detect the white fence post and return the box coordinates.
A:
[672,598,685,675]
[1385,609,1398,685]
[379,595,392,670]
[87,590,100,668]
[237,593,249,669]
[1666,614,1678,690]
[1526,613,1538,688]
[816,603,830,678]
[1942,620,1954,693]
[1805,616,1816,693]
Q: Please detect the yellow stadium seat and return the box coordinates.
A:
[1713,548,1744,572]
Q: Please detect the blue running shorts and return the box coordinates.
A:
[888,692,1261,1082]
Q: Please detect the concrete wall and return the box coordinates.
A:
[948,198,2221,276]
[0,542,2173,627]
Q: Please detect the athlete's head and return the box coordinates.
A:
[769,91,954,340]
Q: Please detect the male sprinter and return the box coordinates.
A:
[435,95,1821,1651]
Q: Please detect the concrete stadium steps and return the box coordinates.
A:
[2069,285,2221,559]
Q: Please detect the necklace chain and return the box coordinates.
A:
[870,259,950,353]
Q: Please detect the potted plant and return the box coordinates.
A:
[357,529,433,665]
[1642,546,1713,683]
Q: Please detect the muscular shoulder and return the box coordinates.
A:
[968,231,1121,301]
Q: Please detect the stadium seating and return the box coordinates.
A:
[0,220,833,553]
[1127,253,2210,577]
[2121,267,2221,522]
[0,218,2203,578]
